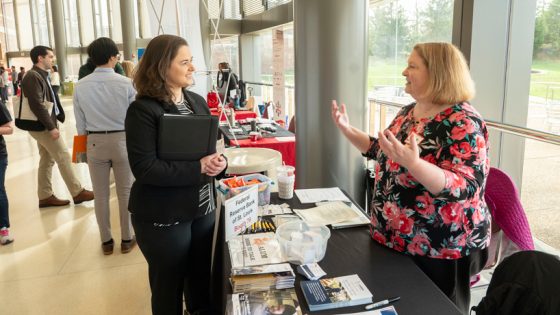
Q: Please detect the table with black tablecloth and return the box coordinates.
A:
[212,193,462,314]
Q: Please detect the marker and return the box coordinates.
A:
[364,296,400,310]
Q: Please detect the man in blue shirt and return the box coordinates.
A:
[73,37,136,255]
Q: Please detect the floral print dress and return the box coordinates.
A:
[365,102,491,259]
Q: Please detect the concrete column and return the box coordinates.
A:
[294,0,368,205]
[120,0,136,61]
[50,0,68,80]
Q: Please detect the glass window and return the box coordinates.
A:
[267,0,291,10]
[8,56,33,70]
[63,0,80,46]
[522,0,560,250]
[258,32,273,84]
[110,0,122,43]
[368,0,453,132]
[242,0,264,17]
[207,0,221,19]
[224,0,241,19]
[17,0,34,49]
[65,54,82,81]
[210,35,239,76]
[31,0,49,46]
[2,0,18,51]
[79,0,95,45]
[530,0,560,135]
[92,0,109,37]
[143,0,178,37]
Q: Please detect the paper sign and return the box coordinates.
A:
[216,138,225,155]
[225,185,259,241]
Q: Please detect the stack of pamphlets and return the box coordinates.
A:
[228,232,286,268]
[230,263,296,293]
[226,288,302,315]
[300,274,373,311]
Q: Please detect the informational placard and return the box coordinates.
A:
[225,185,259,241]
[272,28,285,122]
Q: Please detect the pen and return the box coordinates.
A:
[364,296,400,310]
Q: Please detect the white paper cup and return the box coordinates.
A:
[277,165,295,177]
[278,175,295,199]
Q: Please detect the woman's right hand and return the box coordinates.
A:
[200,153,219,174]
[331,100,351,133]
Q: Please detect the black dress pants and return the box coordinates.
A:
[132,212,217,315]
[411,248,488,315]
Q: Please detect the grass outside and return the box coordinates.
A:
[367,58,560,100]
[531,59,560,100]
[368,58,408,92]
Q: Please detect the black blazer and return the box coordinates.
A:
[125,90,227,223]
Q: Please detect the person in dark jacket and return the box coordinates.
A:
[216,62,239,103]
[472,250,560,315]
[20,46,94,208]
[125,34,227,315]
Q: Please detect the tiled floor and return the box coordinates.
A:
[2,96,559,315]
[0,97,151,315]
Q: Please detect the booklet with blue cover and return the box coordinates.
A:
[300,274,373,311]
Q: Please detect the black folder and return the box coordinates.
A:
[158,114,219,160]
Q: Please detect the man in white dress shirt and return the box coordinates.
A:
[73,37,137,255]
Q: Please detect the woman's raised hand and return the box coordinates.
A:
[331,100,351,133]
[378,129,420,169]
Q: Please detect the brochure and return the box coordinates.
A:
[228,232,285,268]
[294,187,351,204]
[293,201,359,226]
[226,288,302,315]
[231,263,296,293]
[330,202,371,229]
[300,274,373,311]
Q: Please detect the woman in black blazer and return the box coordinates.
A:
[125,34,227,315]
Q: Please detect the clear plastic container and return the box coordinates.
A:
[275,220,331,265]
[218,173,272,206]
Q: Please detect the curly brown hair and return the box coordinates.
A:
[133,34,188,104]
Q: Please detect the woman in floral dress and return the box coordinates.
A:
[332,42,490,314]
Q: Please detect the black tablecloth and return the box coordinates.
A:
[213,193,462,315]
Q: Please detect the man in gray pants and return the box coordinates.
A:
[73,38,136,255]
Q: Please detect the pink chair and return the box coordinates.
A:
[484,167,534,267]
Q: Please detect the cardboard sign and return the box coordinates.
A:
[225,185,259,241]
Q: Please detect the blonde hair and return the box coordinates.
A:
[413,42,475,105]
[121,60,135,79]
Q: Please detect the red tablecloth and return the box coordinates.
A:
[231,137,296,167]
[210,110,257,121]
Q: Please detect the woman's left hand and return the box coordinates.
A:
[205,154,227,177]
[378,129,420,169]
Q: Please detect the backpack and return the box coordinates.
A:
[471,251,560,315]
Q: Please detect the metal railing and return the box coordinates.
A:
[369,98,560,146]
[244,81,295,120]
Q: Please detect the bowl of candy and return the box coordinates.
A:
[218,174,271,206]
